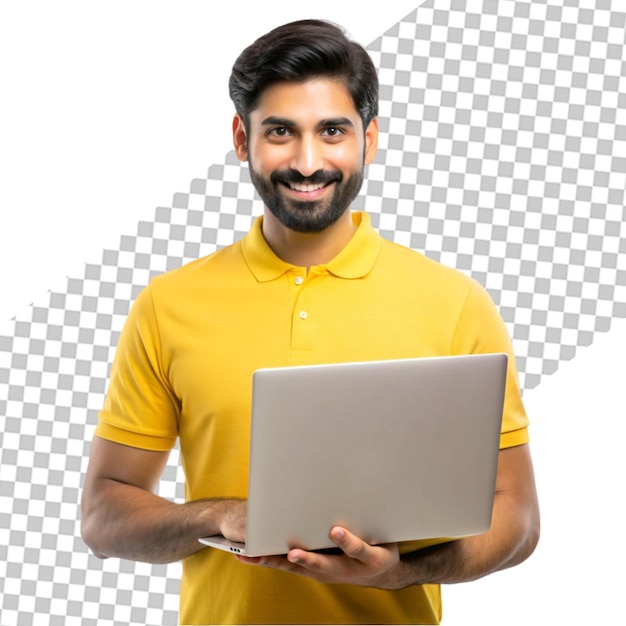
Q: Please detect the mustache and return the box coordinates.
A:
[270,169,342,186]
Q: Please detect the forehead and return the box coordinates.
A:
[249,78,362,129]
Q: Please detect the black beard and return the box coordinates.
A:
[249,164,364,234]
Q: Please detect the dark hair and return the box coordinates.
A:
[229,19,379,129]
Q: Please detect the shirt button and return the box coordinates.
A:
[294,276,304,285]
[299,311,308,320]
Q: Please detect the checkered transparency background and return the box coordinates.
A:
[1,1,625,624]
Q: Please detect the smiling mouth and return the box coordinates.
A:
[287,182,327,193]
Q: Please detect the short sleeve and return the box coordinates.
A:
[451,280,529,449]
[95,284,179,451]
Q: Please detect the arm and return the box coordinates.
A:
[80,436,246,564]
[389,442,540,587]
[238,443,540,588]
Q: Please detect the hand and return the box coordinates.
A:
[215,499,247,543]
[236,526,402,589]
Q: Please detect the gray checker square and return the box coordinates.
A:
[1,1,626,624]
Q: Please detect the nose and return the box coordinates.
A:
[290,134,324,178]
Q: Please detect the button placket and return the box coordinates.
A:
[289,270,316,354]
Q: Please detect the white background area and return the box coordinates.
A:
[1,2,624,624]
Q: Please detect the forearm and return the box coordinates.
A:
[379,443,541,589]
[396,526,530,587]
[81,479,242,564]
[386,490,540,589]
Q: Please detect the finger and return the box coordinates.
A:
[329,527,370,562]
[238,554,294,568]
[238,552,326,580]
[234,555,263,565]
[286,549,331,571]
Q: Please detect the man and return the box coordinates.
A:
[81,19,540,624]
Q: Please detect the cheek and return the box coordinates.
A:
[331,146,364,173]
[249,145,291,174]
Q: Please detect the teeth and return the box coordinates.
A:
[289,182,324,192]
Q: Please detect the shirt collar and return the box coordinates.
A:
[241,211,382,283]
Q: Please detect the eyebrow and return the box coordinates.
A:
[319,117,355,129]
[260,116,355,129]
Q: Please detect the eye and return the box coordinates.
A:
[268,127,292,138]
[322,127,344,137]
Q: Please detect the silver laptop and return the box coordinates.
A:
[199,353,507,557]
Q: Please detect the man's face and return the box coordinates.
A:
[233,78,378,233]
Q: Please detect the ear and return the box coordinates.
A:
[364,117,379,165]
[232,114,248,162]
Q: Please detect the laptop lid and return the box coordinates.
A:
[199,353,507,557]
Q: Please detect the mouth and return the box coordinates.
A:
[287,181,326,193]
[281,179,333,200]
[272,170,341,200]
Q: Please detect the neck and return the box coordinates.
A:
[261,209,356,268]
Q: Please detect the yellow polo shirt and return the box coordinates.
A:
[97,211,528,624]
